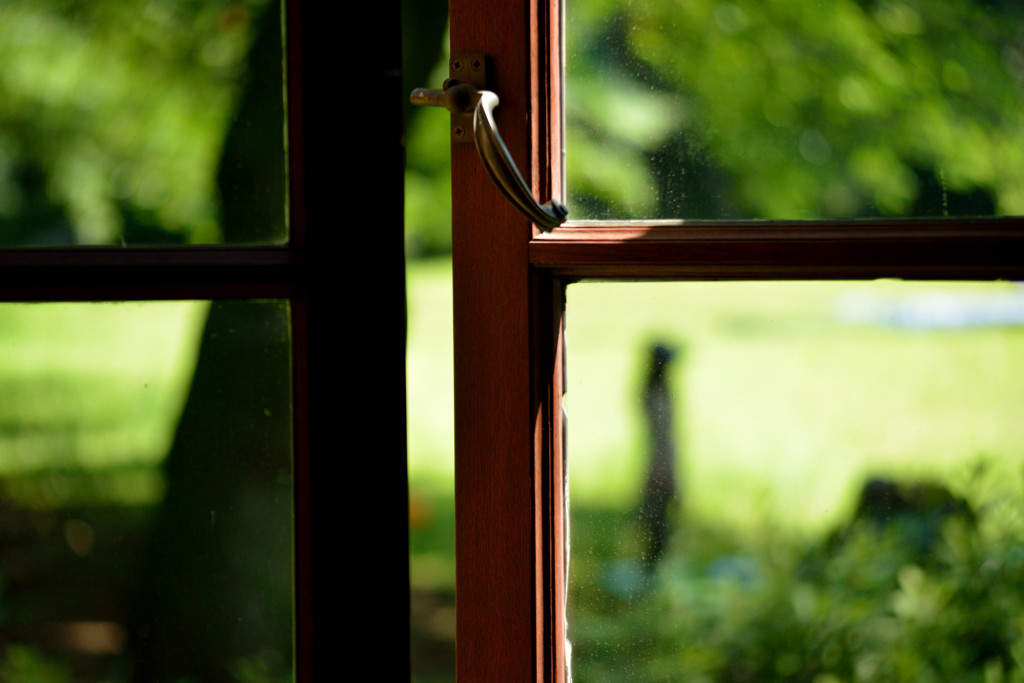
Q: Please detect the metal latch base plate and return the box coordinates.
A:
[448,55,486,142]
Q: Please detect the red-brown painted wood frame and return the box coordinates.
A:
[531,220,1024,280]
[449,0,565,680]
[450,1,1024,681]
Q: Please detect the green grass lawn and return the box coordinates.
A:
[565,279,1024,534]
[0,301,207,505]
[407,260,1024,533]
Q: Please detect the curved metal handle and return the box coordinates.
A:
[472,90,567,231]
[411,83,567,231]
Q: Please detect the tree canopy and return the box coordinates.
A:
[567,0,1024,220]
[0,0,271,245]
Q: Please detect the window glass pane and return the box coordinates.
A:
[566,280,1024,680]
[567,0,1024,221]
[0,300,294,681]
[0,0,285,246]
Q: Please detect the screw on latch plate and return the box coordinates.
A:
[447,55,487,142]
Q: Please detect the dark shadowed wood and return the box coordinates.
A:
[293,1,408,681]
[0,248,302,301]
[0,1,409,680]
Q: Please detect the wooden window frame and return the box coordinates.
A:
[0,2,409,680]
[449,1,1024,680]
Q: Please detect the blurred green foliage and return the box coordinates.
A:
[568,0,1024,219]
[570,470,1024,681]
[0,0,270,245]
[0,645,70,683]
[561,278,1024,680]
[402,0,451,259]
[405,52,454,257]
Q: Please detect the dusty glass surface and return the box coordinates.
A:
[566,280,1024,680]
[0,0,285,246]
[567,0,1024,220]
[0,300,294,681]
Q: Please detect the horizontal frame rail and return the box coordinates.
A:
[530,220,1024,280]
[0,247,305,300]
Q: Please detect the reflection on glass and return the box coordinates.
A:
[566,281,1024,681]
[567,0,1024,220]
[0,1,285,246]
[0,301,294,681]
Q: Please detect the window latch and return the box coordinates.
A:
[410,56,568,231]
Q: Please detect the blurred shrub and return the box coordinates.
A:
[570,479,1024,682]
[0,645,69,683]
[0,0,272,245]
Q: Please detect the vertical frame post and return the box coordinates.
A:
[449,0,565,679]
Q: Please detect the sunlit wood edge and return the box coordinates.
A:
[539,216,1024,233]
[529,218,1024,281]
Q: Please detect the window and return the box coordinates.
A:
[447,1,1024,680]
[0,2,407,680]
